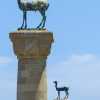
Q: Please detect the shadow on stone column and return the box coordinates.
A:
[9,30,54,100]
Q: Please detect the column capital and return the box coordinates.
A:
[9,30,54,59]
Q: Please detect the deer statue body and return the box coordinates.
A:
[54,81,69,100]
[17,0,49,29]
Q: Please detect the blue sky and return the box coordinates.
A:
[0,0,100,100]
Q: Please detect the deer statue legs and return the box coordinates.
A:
[57,91,69,100]
[18,10,46,30]
[65,91,69,99]
[36,10,46,29]
[19,11,27,29]
[58,91,60,100]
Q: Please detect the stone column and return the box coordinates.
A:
[9,30,53,100]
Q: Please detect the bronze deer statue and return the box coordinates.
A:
[54,81,69,100]
[17,0,49,29]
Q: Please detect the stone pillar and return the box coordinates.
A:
[9,30,53,100]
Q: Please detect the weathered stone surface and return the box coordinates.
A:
[9,30,53,100]
[10,30,53,59]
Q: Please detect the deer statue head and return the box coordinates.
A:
[53,81,58,87]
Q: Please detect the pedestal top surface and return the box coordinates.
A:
[9,29,54,59]
[10,29,52,34]
[10,29,53,38]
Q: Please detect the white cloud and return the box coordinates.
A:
[0,56,13,64]
[67,54,97,64]
[47,54,100,100]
